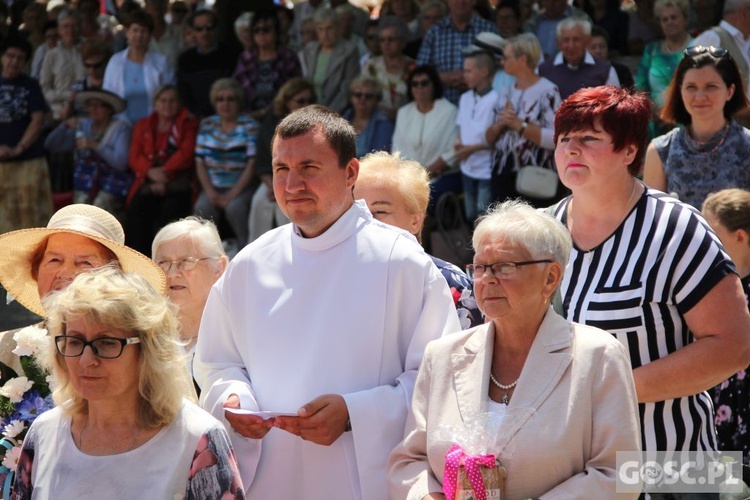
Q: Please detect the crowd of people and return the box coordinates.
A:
[1,0,750,498]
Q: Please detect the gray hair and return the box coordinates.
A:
[152,216,226,266]
[209,77,245,109]
[507,33,541,70]
[654,0,690,19]
[472,200,572,269]
[420,0,447,17]
[313,7,338,25]
[234,11,253,35]
[378,15,410,40]
[350,74,383,94]
[556,16,591,38]
[725,0,750,15]
[57,8,80,24]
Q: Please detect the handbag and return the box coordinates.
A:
[513,149,559,199]
[430,192,474,270]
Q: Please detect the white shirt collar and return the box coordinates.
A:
[553,50,595,68]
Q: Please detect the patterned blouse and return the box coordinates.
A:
[195,114,258,189]
[233,47,301,113]
[653,120,750,209]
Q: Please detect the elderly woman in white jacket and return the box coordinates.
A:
[103,9,174,124]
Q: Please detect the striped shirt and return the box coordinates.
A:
[552,188,735,452]
[196,114,258,189]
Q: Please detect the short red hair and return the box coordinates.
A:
[554,86,650,176]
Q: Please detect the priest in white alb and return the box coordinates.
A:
[193,105,462,499]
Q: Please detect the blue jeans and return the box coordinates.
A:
[461,174,492,223]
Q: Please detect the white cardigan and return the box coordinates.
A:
[103,48,175,121]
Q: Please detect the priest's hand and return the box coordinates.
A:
[273,394,349,446]
[223,394,274,439]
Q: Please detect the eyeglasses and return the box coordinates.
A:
[466,260,553,280]
[253,25,273,34]
[55,335,141,359]
[214,96,238,103]
[291,96,313,105]
[410,79,431,88]
[351,91,377,100]
[684,46,728,58]
[157,257,214,272]
[193,24,214,32]
[379,36,401,43]
[84,61,104,69]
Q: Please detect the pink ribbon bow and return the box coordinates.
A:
[442,443,496,500]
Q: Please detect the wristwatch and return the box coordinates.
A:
[518,119,528,133]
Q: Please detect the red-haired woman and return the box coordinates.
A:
[548,85,750,456]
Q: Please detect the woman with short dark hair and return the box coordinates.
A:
[552,85,750,455]
[0,35,53,233]
[103,9,175,125]
[233,8,301,121]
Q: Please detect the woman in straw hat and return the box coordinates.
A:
[45,89,132,221]
[0,203,165,376]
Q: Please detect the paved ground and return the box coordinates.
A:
[0,288,41,331]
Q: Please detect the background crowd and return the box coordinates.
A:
[2,0,750,498]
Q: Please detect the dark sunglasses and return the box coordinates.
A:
[84,61,105,69]
[172,8,188,14]
[351,92,377,100]
[253,25,273,34]
[410,79,431,88]
[193,25,214,32]
[684,46,728,58]
[292,97,313,105]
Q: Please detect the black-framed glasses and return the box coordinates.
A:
[156,257,214,273]
[410,79,431,88]
[466,260,553,280]
[684,46,728,58]
[55,335,141,359]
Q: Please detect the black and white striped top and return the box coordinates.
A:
[552,188,736,452]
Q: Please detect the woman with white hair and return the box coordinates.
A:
[152,216,228,356]
[388,200,640,499]
[39,9,84,120]
[486,33,562,205]
[299,8,359,113]
[12,267,244,498]
[362,15,415,119]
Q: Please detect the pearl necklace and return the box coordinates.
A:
[490,369,519,405]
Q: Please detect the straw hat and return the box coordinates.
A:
[74,90,127,114]
[0,204,166,316]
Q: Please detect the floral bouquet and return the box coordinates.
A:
[0,326,53,498]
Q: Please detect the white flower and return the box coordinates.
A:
[12,325,48,357]
[1,445,21,472]
[0,377,33,403]
[2,420,25,439]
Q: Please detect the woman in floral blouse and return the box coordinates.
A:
[233,8,301,121]
[703,189,750,481]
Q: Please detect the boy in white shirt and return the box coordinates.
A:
[456,50,498,222]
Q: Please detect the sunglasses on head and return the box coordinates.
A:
[684,46,728,58]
